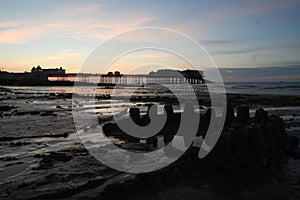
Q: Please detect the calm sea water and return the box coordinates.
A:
[4,82,300,96]
[224,82,300,96]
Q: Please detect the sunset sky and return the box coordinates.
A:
[0,0,300,81]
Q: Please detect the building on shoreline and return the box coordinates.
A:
[0,66,69,86]
[31,65,65,75]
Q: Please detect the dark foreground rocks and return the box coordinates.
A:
[98,105,300,200]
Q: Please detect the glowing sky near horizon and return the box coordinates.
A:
[0,0,300,81]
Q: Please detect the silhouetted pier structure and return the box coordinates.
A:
[50,69,205,85]
[0,66,204,86]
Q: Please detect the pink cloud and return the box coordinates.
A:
[0,23,69,44]
[0,21,19,28]
[0,27,40,44]
[0,10,155,44]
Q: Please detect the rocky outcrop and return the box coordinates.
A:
[97,106,300,200]
[103,105,299,164]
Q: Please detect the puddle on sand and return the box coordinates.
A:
[0,156,35,180]
[0,133,80,181]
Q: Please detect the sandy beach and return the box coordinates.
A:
[0,86,300,199]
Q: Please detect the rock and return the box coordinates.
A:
[146,136,157,147]
[102,122,139,142]
[0,105,16,111]
[291,148,300,159]
[103,123,121,136]
[254,108,268,124]
[210,132,233,164]
[270,116,286,148]
[230,127,248,159]
[129,107,140,124]
[128,107,151,126]
[290,136,299,147]
[246,125,265,159]
[199,108,216,138]
[29,111,40,115]
[160,105,178,144]
[37,157,53,170]
[225,104,235,125]
[49,152,72,162]
[14,111,29,116]
[40,111,57,116]
[164,105,175,117]
[261,124,275,149]
[237,106,250,124]
[10,141,31,146]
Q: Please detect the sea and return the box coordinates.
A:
[3,82,300,96]
[224,82,300,96]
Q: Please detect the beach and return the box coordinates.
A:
[1,0,300,199]
[0,85,300,199]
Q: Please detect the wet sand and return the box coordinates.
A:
[0,86,299,199]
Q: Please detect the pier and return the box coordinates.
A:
[0,66,205,86]
[50,69,205,85]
